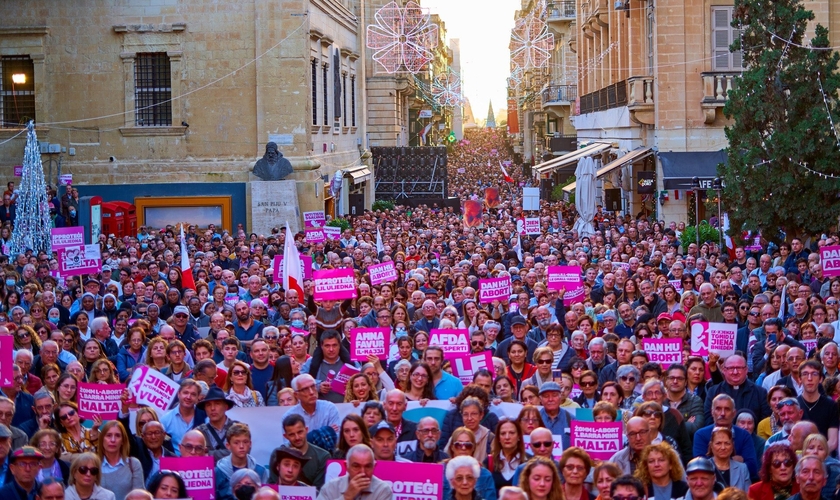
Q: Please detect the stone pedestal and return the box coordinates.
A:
[248,180,301,235]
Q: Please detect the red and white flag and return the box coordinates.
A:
[283,223,305,299]
[179,226,196,291]
[722,213,736,261]
[500,162,513,183]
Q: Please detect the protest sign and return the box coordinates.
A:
[272,255,313,283]
[612,262,630,272]
[522,187,540,211]
[313,268,357,301]
[429,329,470,358]
[822,245,840,277]
[57,245,101,276]
[523,435,563,460]
[325,460,443,500]
[323,226,342,240]
[448,351,494,385]
[59,174,73,186]
[669,280,683,294]
[547,266,584,305]
[51,227,85,250]
[457,168,465,173]
[524,217,541,235]
[349,328,389,361]
[0,336,12,387]
[128,365,179,414]
[484,187,501,208]
[570,421,623,461]
[642,338,683,367]
[13,166,21,177]
[802,338,819,355]
[303,211,326,228]
[77,382,124,420]
[478,277,511,304]
[330,364,360,396]
[304,228,326,244]
[160,456,215,500]
[278,486,317,500]
[463,200,483,228]
[369,261,398,286]
[690,322,737,357]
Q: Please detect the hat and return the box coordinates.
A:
[270,446,311,465]
[225,321,235,328]
[656,313,673,323]
[84,278,99,286]
[197,386,235,410]
[370,421,396,436]
[685,457,715,475]
[10,446,43,461]
[173,305,189,316]
[510,316,527,327]
[0,424,11,438]
[539,381,563,395]
[101,265,112,272]
[307,426,337,451]
[420,287,438,296]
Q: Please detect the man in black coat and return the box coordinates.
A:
[0,446,42,500]
[135,420,176,479]
[704,353,772,425]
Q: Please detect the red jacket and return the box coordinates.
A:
[748,481,799,500]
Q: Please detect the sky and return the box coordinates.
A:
[422,0,519,120]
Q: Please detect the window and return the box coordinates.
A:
[712,7,744,71]
[322,63,329,125]
[134,53,172,126]
[342,73,347,127]
[0,56,35,128]
[351,75,356,127]
[311,59,318,125]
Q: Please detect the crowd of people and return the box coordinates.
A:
[0,127,838,500]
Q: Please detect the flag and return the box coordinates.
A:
[500,162,513,183]
[420,123,433,145]
[512,235,522,262]
[283,222,304,299]
[778,285,786,320]
[722,213,736,261]
[376,227,384,254]
[179,226,196,291]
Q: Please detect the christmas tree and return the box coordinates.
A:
[9,121,52,256]
[720,0,840,240]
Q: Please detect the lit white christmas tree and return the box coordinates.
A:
[9,121,52,257]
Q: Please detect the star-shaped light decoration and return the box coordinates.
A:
[431,72,465,107]
[366,1,439,74]
[509,15,555,70]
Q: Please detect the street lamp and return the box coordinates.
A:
[712,177,723,252]
[691,176,701,247]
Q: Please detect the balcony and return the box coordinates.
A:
[541,85,577,108]
[547,1,576,26]
[701,72,739,123]
[579,80,627,115]
[627,75,654,125]
[546,135,578,154]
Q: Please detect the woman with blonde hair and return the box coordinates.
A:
[143,337,169,372]
[802,433,840,499]
[344,373,378,405]
[224,360,265,407]
[88,359,117,385]
[519,457,564,500]
[96,420,144,499]
[634,442,687,499]
[65,453,115,500]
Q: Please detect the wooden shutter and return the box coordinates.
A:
[712,7,744,71]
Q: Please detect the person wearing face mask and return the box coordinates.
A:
[66,206,78,227]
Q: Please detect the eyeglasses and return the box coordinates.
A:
[564,464,586,472]
[417,428,440,435]
[471,341,485,347]
[627,429,650,439]
[180,443,207,454]
[174,314,188,319]
[59,409,77,421]
[667,376,686,382]
[531,440,553,449]
[613,496,641,500]
[453,441,475,450]
[620,376,636,383]
[77,466,99,475]
[536,359,553,365]
[772,459,794,468]
[231,370,248,376]
[16,332,29,339]
[264,335,279,340]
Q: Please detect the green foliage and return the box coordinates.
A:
[326,218,351,232]
[680,222,721,249]
[553,176,575,203]
[372,199,395,212]
[721,0,840,239]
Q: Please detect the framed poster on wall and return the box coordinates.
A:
[134,196,232,231]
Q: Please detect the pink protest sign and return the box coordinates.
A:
[429,329,470,358]
[304,211,326,228]
[57,245,101,277]
[349,328,389,361]
[802,338,819,355]
[290,327,309,336]
[570,421,623,461]
[524,217,540,235]
[612,262,630,272]
[822,245,840,277]
[329,364,360,396]
[313,268,357,301]
[0,336,13,387]
[369,261,398,286]
[323,226,342,240]
[128,365,179,414]
[690,322,737,357]
[669,280,683,294]
[160,456,215,500]
[479,277,511,304]
[547,266,584,305]
[305,228,326,244]
[260,485,317,500]
[272,255,313,283]
[642,338,683,367]
[13,166,21,177]
[51,227,85,250]
[325,460,443,500]
[77,382,124,420]
[449,351,494,385]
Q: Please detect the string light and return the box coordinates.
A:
[366,1,439,74]
[9,121,52,257]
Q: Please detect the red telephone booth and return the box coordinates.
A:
[110,201,137,237]
[100,202,125,239]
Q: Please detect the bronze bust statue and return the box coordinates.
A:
[253,142,293,181]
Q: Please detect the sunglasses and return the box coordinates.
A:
[453,441,475,450]
[60,409,76,421]
[16,332,30,339]
[174,314,188,319]
[531,440,553,449]
[620,376,636,383]
[232,370,248,376]
[263,335,279,340]
[536,359,553,365]
[77,466,99,476]
[776,400,798,410]
[580,381,596,388]
[772,459,794,468]
[613,496,641,500]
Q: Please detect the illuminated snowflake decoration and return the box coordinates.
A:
[509,15,555,70]
[508,62,524,90]
[432,72,464,107]
[366,1,439,74]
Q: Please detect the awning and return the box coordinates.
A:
[344,164,372,185]
[659,150,727,190]
[562,147,653,193]
[534,141,612,176]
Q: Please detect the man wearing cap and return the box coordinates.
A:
[196,386,238,462]
[99,266,121,296]
[369,421,410,463]
[170,305,200,352]
[495,316,538,366]
[317,444,391,500]
[536,382,572,449]
[683,458,717,500]
[0,423,13,487]
[0,446,42,500]
[280,414,329,489]
[269,446,310,486]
